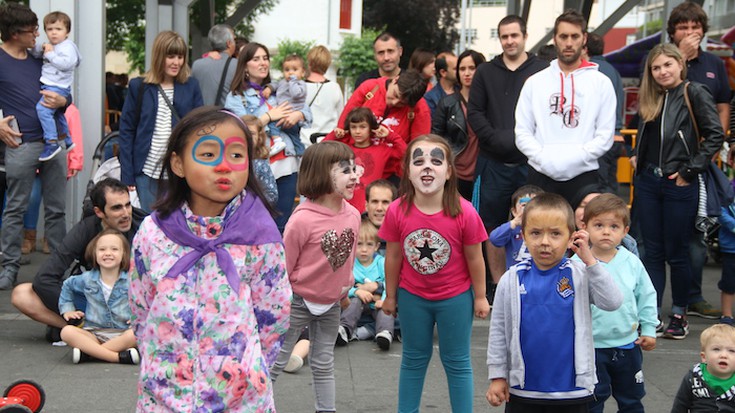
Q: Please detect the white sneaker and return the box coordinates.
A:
[284,354,304,373]
[376,330,393,351]
[269,137,286,156]
[336,325,349,346]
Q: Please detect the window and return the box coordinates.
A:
[473,0,507,6]
[490,28,498,38]
[339,0,352,30]
[467,28,478,40]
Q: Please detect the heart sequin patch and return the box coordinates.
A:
[320,228,355,271]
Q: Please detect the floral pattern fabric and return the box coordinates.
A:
[129,196,291,412]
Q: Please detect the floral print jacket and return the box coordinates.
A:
[129,195,291,412]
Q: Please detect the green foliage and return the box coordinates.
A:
[337,28,382,80]
[271,39,315,74]
[639,19,663,36]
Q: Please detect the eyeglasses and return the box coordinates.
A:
[17,26,39,34]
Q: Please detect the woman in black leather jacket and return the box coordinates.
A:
[633,44,724,339]
[431,49,485,200]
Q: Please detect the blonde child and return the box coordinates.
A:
[241,114,278,205]
[270,141,361,412]
[379,134,489,412]
[486,193,622,412]
[128,107,291,411]
[337,218,395,350]
[672,324,735,411]
[32,11,80,161]
[324,107,406,213]
[575,193,657,413]
[489,184,544,270]
[59,229,137,364]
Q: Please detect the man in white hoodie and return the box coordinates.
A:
[515,10,616,205]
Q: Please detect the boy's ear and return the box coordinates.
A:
[170,152,185,178]
[624,225,630,236]
[701,351,707,364]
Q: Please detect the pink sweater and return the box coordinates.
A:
[284,199,361,304]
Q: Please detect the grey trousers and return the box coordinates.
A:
[271,294,339,412]
[1,142,66,274]
[340,296,395,335]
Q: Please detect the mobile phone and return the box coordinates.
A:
[0,109,22,144]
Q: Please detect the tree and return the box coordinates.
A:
[105,0,278,73]
[362,0,460,68]
[337,27,382,80]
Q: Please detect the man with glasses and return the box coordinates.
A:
[0,2,68,289]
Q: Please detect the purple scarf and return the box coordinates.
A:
[151,192,282,292]
[248,81,268,106]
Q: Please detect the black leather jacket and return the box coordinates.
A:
[431,93,468,155]
[635,81,724,182]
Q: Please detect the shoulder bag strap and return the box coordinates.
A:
[683,82,701,142]
[307,81,326,107]
[156,84,181,122]
[364,84,380,102]
[214,56,233,106]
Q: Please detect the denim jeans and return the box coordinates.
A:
[1,142,66,274]
[397,287,474,413]
[635,170,697,310]
[37,85,71,144]
[688,230,707,305]
[589,346,645,413]
[135,174,160,214]
[274,173,297,233]
[339,297,395,335]
[270,294,340,412]
[23,176,42,229]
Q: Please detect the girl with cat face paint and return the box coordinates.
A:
[379,134,490,412]
[270,141,361,412]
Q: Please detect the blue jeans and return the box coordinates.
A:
[635,169,697,311]
[135,174,160,214]
[275,173,297,233]
[1,142,66,273]
[397,287,474,413]
[589,346,645,413]
[688,230,707,305]
[270,294,340,412]
[270,123,305,156]
[475,155,527,229]
[37,85,71,144]
[24,176,42,229]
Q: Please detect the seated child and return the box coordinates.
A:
[241,115,278,205]
[31,11,81,161]
[489,184,544,270]
[575,193,658,413]
[58,229,138,364]
[486,193,622,412]
[718,202,735,326]
[324,107,406,213]
[268,54,307,156]
[671,324,735,412]
[336,219,395,350]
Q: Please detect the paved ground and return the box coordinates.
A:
[0,249,725,412]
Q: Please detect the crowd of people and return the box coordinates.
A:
[1,0,735,412]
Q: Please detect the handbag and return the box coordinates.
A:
[683,82,734,233]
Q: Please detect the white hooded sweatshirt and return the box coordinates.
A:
[515,59,615,181]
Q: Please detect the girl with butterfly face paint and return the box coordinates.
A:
[379,134,490,412]
[270,141,361,412]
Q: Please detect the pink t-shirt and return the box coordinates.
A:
[378,197,487,300]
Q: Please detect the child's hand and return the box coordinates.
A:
[382,296,397,316]
[63,310,84,321]
[358,281,379,293]
[372,125,389,139]
[374,299,383,309]
[510,214,522,229]
[262,87,272,99]
[570,229,596,266]
[334,128,346,138]
[355,289,374,304]
[486,378,510,407]
[43,43,53,53]
[636,336,656,351]
[474,296,490,319]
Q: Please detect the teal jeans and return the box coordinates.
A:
[397,287,474,413]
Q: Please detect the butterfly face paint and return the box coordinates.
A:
[409,143,450,197]
[191,135,249,171]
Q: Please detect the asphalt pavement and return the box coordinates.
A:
[0,249,725,412]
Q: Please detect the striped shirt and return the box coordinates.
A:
[142,86,174,179]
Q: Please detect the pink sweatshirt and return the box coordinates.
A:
[284,199,361,304]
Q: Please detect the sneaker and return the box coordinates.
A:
[0,269,17,290]
[119,348,140,365]
[687,301,722,319]
[63,136,75,151]
[72,347,91,364]
[39,143,62,162]
[376,330,393,351]
[284,354,304,373]
[45,326,62,343]
[663,314,689,340]
[269,138,286,156]
[655,319,664,337]
[721,316,735,326]
[335,325,349,347]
